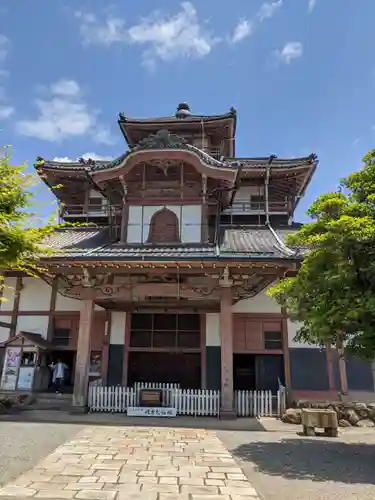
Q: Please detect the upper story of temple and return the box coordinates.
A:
[35,103,318,249]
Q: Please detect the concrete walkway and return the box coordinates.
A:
[0,426,260,499]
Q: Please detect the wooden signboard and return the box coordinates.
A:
[139,389,163,407]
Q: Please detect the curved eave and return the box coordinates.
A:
[118,111,237,147]
[41,255,300,264]
[118,110,236,125]
[35,162,91,174]
[90,148,238,183]
[230,155,319,170]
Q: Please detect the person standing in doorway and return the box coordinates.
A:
[50,359,68,394]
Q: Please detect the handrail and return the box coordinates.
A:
[224,201,288,212]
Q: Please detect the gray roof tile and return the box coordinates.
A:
[42,226,301,261]
[220,227,296,258]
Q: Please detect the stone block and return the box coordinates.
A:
[0,485,37,497]
[220,486,259,496]
[159,477,178,484]
[75,490,117,500]
[301,408,338,428]
[207,472,226,480]
[205,479,226,486]
[210,467,243,474]
[180,485,219,495]
[179,477,205,485]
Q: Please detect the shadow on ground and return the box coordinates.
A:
[0,411,265,431]
[232,438,375,485]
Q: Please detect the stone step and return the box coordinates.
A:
[23,393,73,411]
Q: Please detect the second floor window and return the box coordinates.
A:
[147,208,180,244]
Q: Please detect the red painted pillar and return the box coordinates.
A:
[220,286,236,419]
[72,300,94,411]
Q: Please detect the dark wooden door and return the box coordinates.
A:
[255,355,284,393]
[128,352,201,389]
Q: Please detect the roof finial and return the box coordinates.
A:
[175,102,192,119]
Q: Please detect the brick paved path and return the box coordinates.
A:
[0,426,260,499]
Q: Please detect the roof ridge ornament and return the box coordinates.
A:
[132,129,188,151]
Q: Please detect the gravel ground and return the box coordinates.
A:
[219,428,375,500]
[0,421,83,486]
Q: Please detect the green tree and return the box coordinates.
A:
[268,149,375,393]
[0,147,61,275]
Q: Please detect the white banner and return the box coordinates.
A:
[127,406,177,417]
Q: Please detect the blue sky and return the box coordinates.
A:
[0,0,374,220]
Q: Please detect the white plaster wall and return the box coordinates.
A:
[287,319,317,348]
[110,312,126,345]
[55,293,104,311]
[234,186,264,202]
[181,205,201,243]
[19,278,51,311]
[127,205,202,244]
[0,316,11,343]
[232,288,281,314]
[17,316,49,340]
[205,313,220,347]
[1,277,17,312]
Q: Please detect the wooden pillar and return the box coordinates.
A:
[120,203,128,243]
[10,277,22,338]
[219,287,236,419]
[281,316,291,390]
[338,349,348,395]
[326,344,335,391]
[72,300,94,411]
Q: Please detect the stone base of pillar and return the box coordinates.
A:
[70,405,89,415]
[219,408,237,420]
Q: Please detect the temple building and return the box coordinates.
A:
[1,104,374,414]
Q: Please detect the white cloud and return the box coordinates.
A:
[53,153,114,163]
[75,11,127,46]
[0,34,9,61]
[0,105,13,119]
[75,3,218,66]
[15,79,115,144]
[128,2,218,65]
[0,34,12,119]
[230,20,254,44]
[275,41,303,64]
[230,1,282,45]
[50,79,80,97]
[308,0,317,13]
[257,1,283,22]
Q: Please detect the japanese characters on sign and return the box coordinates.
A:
[127,406,177,417]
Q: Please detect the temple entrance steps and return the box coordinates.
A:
[24,392,72,411]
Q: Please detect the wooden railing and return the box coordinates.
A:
[59,204,121,218]
[225,201,289,213]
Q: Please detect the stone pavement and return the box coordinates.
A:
[0,426,260,499]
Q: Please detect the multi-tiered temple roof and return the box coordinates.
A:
[36,104,317,266]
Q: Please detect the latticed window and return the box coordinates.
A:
[147,208,180,244]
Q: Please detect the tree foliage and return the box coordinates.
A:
[268,149,375,359]
[0,147,62,274]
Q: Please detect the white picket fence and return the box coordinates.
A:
[88,383,279,417]
[234,390,273,417]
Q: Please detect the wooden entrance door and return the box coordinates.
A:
[128,313,202,388]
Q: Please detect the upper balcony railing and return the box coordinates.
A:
[59,204,122,221]
[223,201,289,215]
[203,147,222,160]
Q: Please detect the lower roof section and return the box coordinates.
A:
[43,225,301,262]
